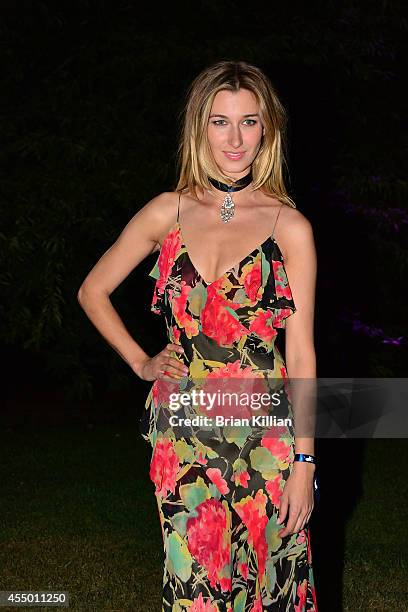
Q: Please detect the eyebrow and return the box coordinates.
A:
[209,113,260,118]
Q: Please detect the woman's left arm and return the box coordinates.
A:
[276,212,317,537]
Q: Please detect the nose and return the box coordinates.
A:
[228,124,243,149]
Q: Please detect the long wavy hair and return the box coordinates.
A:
[175,60,296,208]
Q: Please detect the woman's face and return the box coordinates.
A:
[207,88,264,181]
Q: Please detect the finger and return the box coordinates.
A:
[279,506,300,538]
[170,357,189,376]
[166,343,185,355]
[304,507,313,525]
[305,507,313,523]
[292,514,307,535]
[158,370,181,383]
[161,359,187,379]
[160,350,188,376]
[276,497,288,525]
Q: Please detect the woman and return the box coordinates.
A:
[78,60,318,611]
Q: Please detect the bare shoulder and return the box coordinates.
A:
[127,191,180,252]
[274,203,315,263]
[137,190,179,228]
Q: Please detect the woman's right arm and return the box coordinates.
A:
[77,192,187,381]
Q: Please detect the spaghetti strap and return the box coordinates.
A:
[271,202,285,240]
[143,188,311,612]
[177,192,181,223]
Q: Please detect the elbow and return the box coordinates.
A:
[77,284,86,305]
[77,282,94,306]
[77,282,108,307]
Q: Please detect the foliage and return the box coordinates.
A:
[1,1,406,399]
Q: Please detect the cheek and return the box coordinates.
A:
[207,129,224,152]
[246,128,263,148]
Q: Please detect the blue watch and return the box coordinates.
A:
[294,454,320,503]
[294,453,316,464]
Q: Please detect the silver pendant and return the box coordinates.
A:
[220,192,235,223]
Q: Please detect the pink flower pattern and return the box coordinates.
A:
[141,208,317,610]
[186,499,232,592]
[149,437,179,498]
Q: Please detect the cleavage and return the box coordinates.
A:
[178,221,273,285]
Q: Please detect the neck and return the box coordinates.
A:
[208,170,253,193]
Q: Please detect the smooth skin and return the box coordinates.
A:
[77,88,317,537]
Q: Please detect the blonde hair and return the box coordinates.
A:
[175,60,296,208]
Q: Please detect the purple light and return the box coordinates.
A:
[343,313,404,346]
[328,195,408,231]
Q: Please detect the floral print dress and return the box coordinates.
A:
[140,194,318,611]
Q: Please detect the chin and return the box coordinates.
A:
[215,159,253,175]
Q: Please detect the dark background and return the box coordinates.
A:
[0,2,407,609]
[1,0,406,413]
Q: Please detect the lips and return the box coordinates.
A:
[223,151,245,161]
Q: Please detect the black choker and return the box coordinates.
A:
[208,171,253,223]
[209,170,253,193]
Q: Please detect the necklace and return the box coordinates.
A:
[208,170,253,223]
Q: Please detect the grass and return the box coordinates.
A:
[0,424,163,611]
[342,439,408,610]
[0,426,407,611]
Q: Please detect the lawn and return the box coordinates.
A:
[0,425,407,611]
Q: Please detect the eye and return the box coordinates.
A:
[212,119,227,126]
[243,119,257,126]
